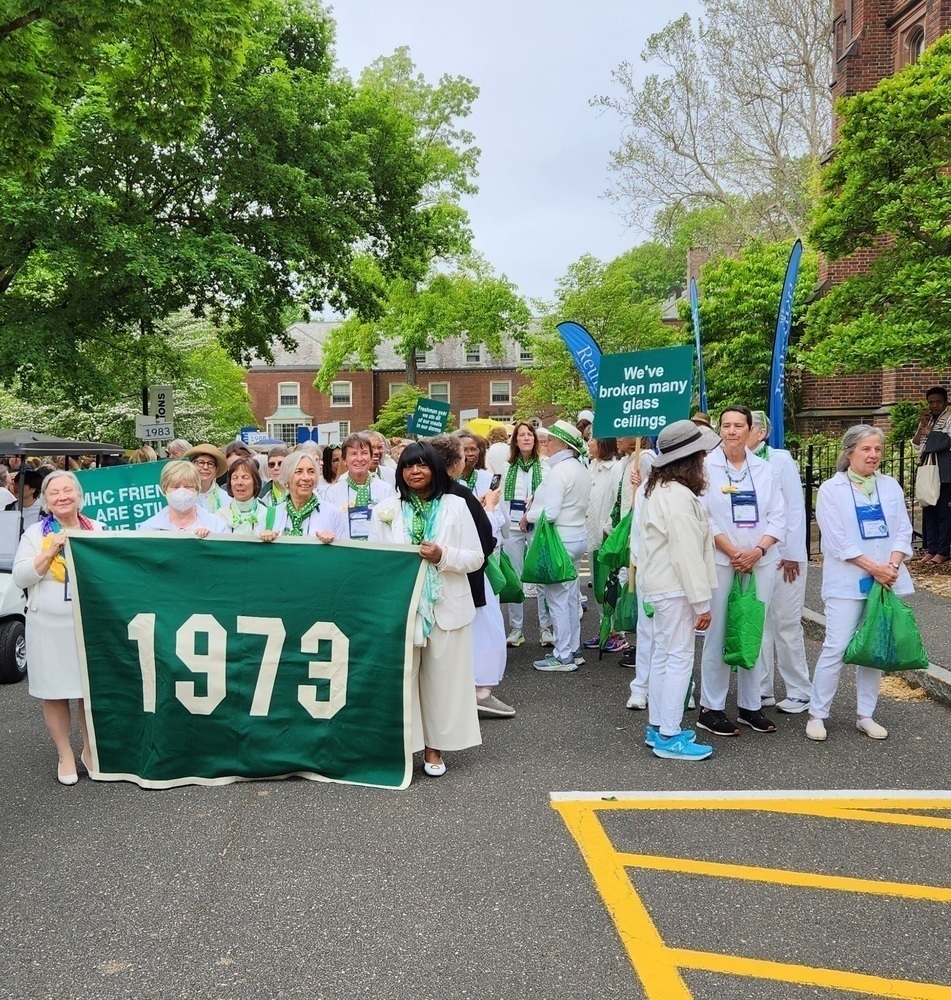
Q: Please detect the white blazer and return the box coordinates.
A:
[527,452,591,540]
[816,471,913,600]
[369,493,485,631]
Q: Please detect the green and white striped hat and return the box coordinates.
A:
[548,419,586,455]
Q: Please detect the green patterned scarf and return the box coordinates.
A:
[284,494,319,536]
[503,457,542,501]
[459,469,478,492]
[407,492,435,544]
[402,494,442,640]
[754,443,770,461]
[347,475,371,506]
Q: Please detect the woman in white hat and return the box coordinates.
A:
[529,420,592,671]
[637,420,720,760]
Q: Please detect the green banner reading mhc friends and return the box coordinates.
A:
[66,534,426,789]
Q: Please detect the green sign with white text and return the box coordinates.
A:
[75,461,168,531]
[412,397,451,437]
[592,345,694,438]
[66,534,426,789]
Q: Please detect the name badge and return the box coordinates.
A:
[856,502,889,540]
[348,505,371,539]
[510,499,526,524]
[730,490,758,528]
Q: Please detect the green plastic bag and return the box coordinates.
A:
[723,572,766,671]
[521,512,578,585]
[592,548,609,605]
[495,550,525,604]
[844,582,929,671]
[599,510,633,573]
[613,582,638,632]
[485,552,506,596]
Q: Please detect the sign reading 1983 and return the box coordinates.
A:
[66,535,426,789]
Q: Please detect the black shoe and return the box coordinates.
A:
[737,708,777,733]
[696,708,740,736]
[618,651,637,668]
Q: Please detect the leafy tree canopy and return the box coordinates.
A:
[0,0,441,397]
[806,35,951,372]
[683,239,817,415]
[0,0,258,176]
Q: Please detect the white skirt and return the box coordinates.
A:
[471,576,507,687]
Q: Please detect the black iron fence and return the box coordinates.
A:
[794,440,919,558]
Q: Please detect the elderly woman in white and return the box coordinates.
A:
[698,405,785,737]
[259,450,347,540]
[13,471,107,784]
[139,462,228,535]
[806,425,913,742]
[369,441,485,778]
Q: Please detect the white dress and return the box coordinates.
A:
[13,520,106,699]
[472,504,508,688]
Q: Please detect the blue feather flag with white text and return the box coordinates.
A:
[768,240,803,449]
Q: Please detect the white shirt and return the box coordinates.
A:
[323,477,396,540]
[816,471,913,600]
[763,447,806,563]
[701,448,785,566]
[138,507,228,533]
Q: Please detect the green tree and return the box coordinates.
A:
[316,257,530,392]
[516,245,681,418]
[0,0,436,396]
[806,36,951,372]
[683,240,818,417]
[0,312,254,446]
[0,0,257,176]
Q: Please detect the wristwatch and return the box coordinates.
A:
[756,545,768,557]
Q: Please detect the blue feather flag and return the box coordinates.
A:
[556,322,602,398]
[689,279,708,414]
[768,240,803,449]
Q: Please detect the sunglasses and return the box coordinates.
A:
[267,460,283,468]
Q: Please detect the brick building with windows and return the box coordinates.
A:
[796,0,951,434]
[244,322,543,445]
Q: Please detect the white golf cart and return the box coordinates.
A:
[0,430,124,683]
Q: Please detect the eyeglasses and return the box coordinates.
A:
[193,459,217,469]
[267,460,283,468]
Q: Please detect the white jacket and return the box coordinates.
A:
[527,451,591,540]
[765,448,807,563]
[637,481,717,613]
[816,471,913,600]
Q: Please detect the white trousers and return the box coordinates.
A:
[503,529,551,632]
[647,595,695,737]
[538,536,587,661]
[761,566,811,702]
[629,583,653,699]
[808,597,882,719]
[412,624,483,753]
[700,562,775,712]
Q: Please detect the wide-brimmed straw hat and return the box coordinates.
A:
[653,420,721,468]
[184,443,227,477]
[548,419,586,455]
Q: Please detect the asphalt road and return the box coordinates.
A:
[1,589,949,1000]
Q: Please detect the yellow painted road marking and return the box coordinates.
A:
[552,793,951,1000]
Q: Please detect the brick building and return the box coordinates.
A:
[797,0,951,434]
[244,322,544,445]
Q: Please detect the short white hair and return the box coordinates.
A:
[278,450,319,489]
[167,439,192,456]
[39,470,83,510]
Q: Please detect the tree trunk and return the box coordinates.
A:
[404,351,418,386]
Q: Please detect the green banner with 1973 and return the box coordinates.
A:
[66,534,426,789]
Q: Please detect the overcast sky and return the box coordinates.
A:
[330,1,704,306]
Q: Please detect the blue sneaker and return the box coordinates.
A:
[582,634,601,649]
[651,732,713,760]
[644,726,697,748]
[533,655,578,672]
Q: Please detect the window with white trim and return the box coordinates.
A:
[465,346,481,365]
[330,381,352,407]
[490,381,512,405]
[415,350,427,366]
[519,347,534,363]
[388,382,406,399]
[268,421,309,447]
[428,381,450,404]
[278,382,300,407]
[337,420,350,438]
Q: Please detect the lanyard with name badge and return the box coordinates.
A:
[851,482,889,541]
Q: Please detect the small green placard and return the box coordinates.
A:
[75,461,168,531]
[412,397,451,437]
[592,345,694,438]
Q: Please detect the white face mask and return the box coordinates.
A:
[167,487,198,513]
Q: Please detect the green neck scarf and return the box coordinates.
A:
[284,494,319,536]
[503,456,542,501]
[847,469,876,498]
[227,497,259,530]
[347,475,371,506]
[407,492,435,544]
[459,469,478,492]
[754,443,770,461]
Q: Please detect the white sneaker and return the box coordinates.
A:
[505,629,524,647]
[805,718,827,741]
[626,693,647,710]
[856,717,888,739]
[761,696,776,707]
[539,628,554,647]
[776,697,810,714]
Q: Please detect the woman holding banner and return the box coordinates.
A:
[369,441,485,777]
[139,462,228,536]
[13,471,106,784]
[259,451,347,540]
